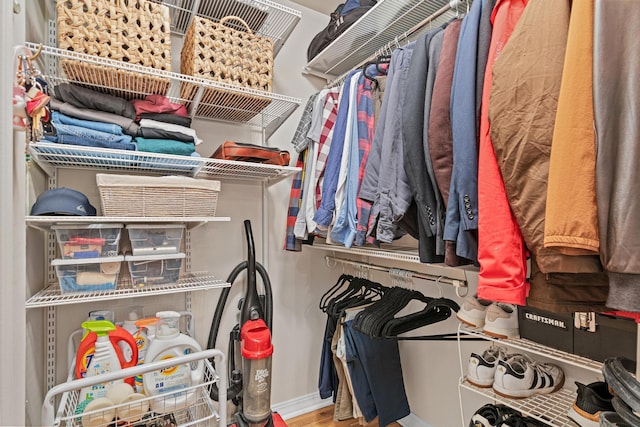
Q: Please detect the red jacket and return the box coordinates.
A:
[476,0,529,305]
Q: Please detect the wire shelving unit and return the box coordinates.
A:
[28,43,301,138]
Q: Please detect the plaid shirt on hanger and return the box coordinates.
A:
[284,149,308,251]
[315,88,341,210]
[291,94,318,153]
[355,65,385,246]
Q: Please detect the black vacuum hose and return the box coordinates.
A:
[207,260,273,402]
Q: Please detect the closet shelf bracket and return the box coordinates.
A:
[325,255,468,290]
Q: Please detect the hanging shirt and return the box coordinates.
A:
[314,71,358,231]
[312,89,341,218]
[294,138,318,240]
[331,72,363,246]
[302,91,334,235]
[356,74,387,246]
[360,43,416,244]
[284,149,308,251]
[291,94,319,153]
[332,72,362,233]
[353,66,378,247]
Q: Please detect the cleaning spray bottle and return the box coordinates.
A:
[132,317,158,393]
[142,311,204,412]
[76,320,137,405]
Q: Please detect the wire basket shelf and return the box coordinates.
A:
[27,42,300,137]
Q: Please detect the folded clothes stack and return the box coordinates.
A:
[42,83,201,157]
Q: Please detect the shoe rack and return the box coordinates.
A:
[456,323,603,427]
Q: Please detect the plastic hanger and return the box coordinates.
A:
[328,277,385,319]
[351,286,482,341]
[319,273,353,312]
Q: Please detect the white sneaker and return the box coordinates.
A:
[493,354,565,399]
[467,345,508,388]
[457,296,493,328]
[483,303,519,339]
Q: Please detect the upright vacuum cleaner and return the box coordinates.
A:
[207,220,287,427]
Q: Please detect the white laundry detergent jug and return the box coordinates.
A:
[142,311,204,413]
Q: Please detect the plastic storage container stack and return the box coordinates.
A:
[124,224,186,287]
[52,256,124,293]
[51,224,125,293]
[52,223,123,259]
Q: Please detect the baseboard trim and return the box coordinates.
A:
[272,393,333,420]
[398,413,432,427]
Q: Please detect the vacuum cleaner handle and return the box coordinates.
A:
[241,220,264,325]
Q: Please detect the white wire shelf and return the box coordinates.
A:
[26,215,230,231]
[29,142,301,184]
[460,380,576,427]
[26,273,229,309]
[303,0,457,79]
[154,0,301,56]
[458,324,604,375]
[308,241,476,281]
[28,43,300,137]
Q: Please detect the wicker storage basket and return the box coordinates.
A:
[96,174,221,217]
[180,15,273,122]
[56,0,172,97]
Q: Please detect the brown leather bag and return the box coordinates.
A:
[210,141,291,166]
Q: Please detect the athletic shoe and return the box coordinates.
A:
[469,403,519,427]
[567,381,614,427]
[457,295,493,328]
[483,303,520,339]
[493,354,565,399]
[499,414,547,426]
[467,345,509,388]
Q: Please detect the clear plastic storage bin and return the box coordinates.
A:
[52,223,124,259]
[125,224,185,256]
[124,253,185,287]
[52,256,124,294]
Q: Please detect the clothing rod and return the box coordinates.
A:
[324,255,467,289]
[325,1,455,89]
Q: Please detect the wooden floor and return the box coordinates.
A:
[285,406,402,427]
